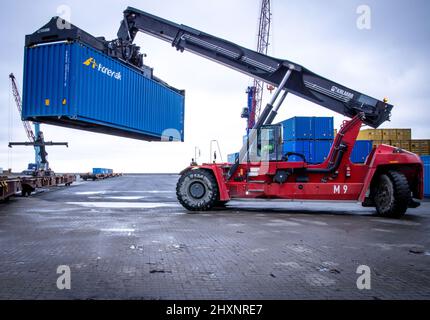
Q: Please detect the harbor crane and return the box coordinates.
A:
[8,73,68,174]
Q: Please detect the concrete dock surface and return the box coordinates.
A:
[0,174,429,300]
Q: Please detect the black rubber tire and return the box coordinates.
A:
[176,169,219,212]
[374,171,411,218]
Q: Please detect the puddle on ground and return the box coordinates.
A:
[372,219,421,227]
[100,228,136,233]
[75,191,108,195]
[75,190,174,195]
[89,196,147,200]
[305,273,336,287]
[251,248,268,253]
[372,228,394,233]
[67,202,180,209]
[286,245,313,254]
[26,208,78,213]
[370,243,425,251]
[274,262,303,269]
[290,218,328,226]
[265,219,301,227]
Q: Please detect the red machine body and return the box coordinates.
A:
[183,116,423,204]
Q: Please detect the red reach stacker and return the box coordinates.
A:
[116,8,423,217]
[29,7,424,217]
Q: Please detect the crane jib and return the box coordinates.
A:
[118,7,393,128]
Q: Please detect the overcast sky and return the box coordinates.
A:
[1,0,429,173]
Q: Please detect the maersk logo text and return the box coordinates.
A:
[83,58,122,80]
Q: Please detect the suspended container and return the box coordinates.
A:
[22,42,185,142]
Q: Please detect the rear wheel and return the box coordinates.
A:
[176,169,219,212]
[374,171,410,218]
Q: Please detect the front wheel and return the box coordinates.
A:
[176,169,219,212]
[374,171,411,218]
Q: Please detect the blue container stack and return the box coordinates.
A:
[231,117,375,164]
[278,117,334,164]
[93,168,113,175]
[279,117,374,164]
[422,156,430,197]
[351,141,373,164]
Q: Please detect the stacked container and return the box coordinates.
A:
[350,141,373,163]
[422,156,430,197]
[411,140,430,155]
[93,168,113,175]
[278,117,334,164]
[356,128,428,155]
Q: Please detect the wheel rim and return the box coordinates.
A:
[375,179,392,211]
[189,182,206,199]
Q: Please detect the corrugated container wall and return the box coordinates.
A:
[312,141,332,164]
[280,117,313,140]
[282,141,331,164]
[421,156,430,197]
[313,117,334,140]
[396,129,412,141]
[22,42,185,141]
[283,141,312,162]
[351,141,373,163]
[382,129,397,141]
[411,140,430,155]
[358,129,383,141]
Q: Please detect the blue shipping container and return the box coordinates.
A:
[283,140,331,164]
[283,141,312,162]
[278,117,334,141]
[22,42,185,142]
[93,168,113,175]
[351,140,373,163]
[279,117,313,140]
[422,156,430,197]
[313,117,334,140]
[312,140,332,164]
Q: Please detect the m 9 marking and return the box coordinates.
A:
[334,185,348,194]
